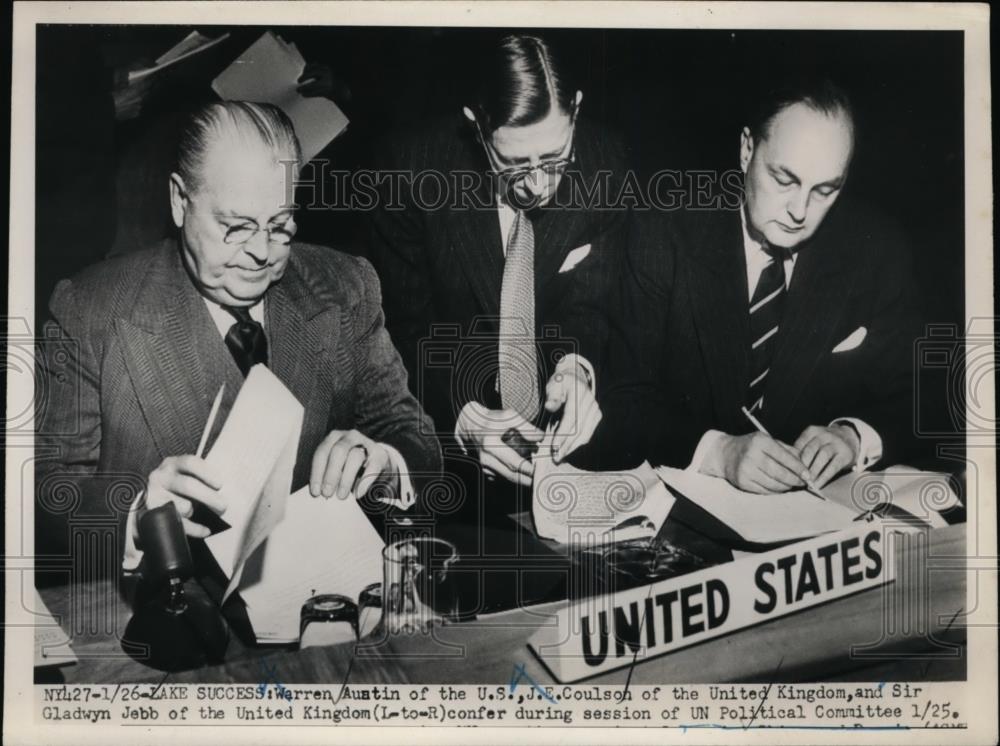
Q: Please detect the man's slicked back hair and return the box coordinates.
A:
[747,75,855,143]
[471,34,577,133]
[175,101,301,192]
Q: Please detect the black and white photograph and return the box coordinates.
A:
[4,2,996,744]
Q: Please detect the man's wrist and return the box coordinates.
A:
[833,422,861,461]
[692,430,730,478]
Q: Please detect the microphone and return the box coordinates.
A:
[122,503,229,671]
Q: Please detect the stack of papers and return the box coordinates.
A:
[199,365,384,642]
[655,466,857,544]
[238,487,385,643]
[655,465,960,545]
[203,366,303,601]
[212,31,349,162]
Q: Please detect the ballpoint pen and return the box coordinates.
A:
[740,405,827,501]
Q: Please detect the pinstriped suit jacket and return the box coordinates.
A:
[34,238,441,575]
[368,116,631,441]
[600,198,923,470]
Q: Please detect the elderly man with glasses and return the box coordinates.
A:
[35,101,441,581]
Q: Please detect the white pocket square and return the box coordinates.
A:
[558,244,591,273]
[832,326,867,353]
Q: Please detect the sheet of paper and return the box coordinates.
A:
[32,590,77,668]
[203,365,303,600]
[821,466,960,529]
[533,436,675,545]
[128,31,230,82]
[655,466,861,544]
[238,486,385,643]
[210,31,349,161]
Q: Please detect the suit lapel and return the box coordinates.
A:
[685,211,753,428]
[448,201,505,318]
[116,241,231,460]
[264,257,331,419]
[533,183,591,294]
[762,234,852,433]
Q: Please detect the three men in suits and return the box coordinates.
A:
[604,78,921,492]
[369,35,629,498]
[35,101,440,576]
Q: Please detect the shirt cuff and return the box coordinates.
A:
[454,401,478,455]
[122,491,144,574]
[556,353,596,391]
[688,429,726,474]
[830,417,883,471]
[373,442,416,510]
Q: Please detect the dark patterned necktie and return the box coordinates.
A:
[498,209,541,421]
[746,246,787,413]
[223,305,268,376]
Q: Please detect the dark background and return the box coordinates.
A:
[34,25,967,455]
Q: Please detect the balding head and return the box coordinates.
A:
[175,101,301,194]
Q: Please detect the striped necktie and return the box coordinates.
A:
[498,209,541,421]
[223,305,268,377]
[746,247,787,413]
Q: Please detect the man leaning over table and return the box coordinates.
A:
[600,74,923,493]
[34,101,441,582]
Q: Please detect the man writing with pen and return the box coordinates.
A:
[602,74,922,493]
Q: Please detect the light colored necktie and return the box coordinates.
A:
[498,209,540,421]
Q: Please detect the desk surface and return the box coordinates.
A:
[39,523,967,686]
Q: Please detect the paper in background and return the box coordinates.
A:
[211,31,349,162]
[533,434,674,545]
[203,365,303,601]
[128,30,231,83]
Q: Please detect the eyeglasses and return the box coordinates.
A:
[180,183,298,247]
[476,120,576,186]
[219,215,297,246]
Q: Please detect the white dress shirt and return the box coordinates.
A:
[687,210,883,476]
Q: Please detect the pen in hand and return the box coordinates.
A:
[740,405,827,500]
[196,384,226,459]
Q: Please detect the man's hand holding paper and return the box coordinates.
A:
[309,428,398,501]
[141,455,227,539]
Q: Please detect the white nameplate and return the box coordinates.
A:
[528,524,895,683]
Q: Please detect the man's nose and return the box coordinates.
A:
[786,189,808,223]
[523,169,546,197]
[243,231,270,264]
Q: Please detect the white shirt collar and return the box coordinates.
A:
[740,203,797,297]
[203,296,265,338]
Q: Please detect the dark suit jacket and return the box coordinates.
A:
[35,238,441,577]
[368,116,631,438]
[601,198,923,471]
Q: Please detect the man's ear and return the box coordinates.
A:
[573,89,583,115]
[169,173,187,229]
[739,126,754,174]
